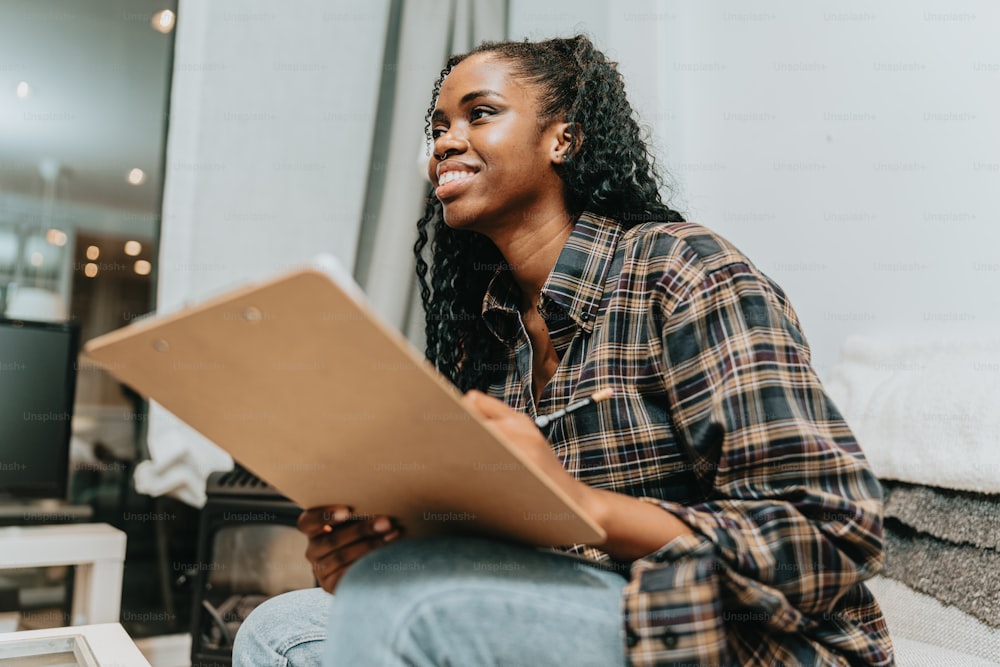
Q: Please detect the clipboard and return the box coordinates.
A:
[82,256,605,545]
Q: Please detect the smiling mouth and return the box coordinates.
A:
[437,169,476,186]
[435,168,478,200]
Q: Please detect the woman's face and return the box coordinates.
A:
[428,53,567,233]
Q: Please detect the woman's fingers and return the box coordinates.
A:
[297,504,353,538]
[304,514,395,561]
[303,513,402,592]
[312,529,402,593]
[462,389,511,420]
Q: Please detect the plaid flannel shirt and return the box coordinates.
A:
[482,212,894,666]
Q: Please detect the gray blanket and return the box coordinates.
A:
[879,481,1000,628]
[883,524,1000,628]
[882,481,1000,550]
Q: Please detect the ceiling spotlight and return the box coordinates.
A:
[84,263,99,278]
[16,81,31,99]
[124,240,142,256]
[46,229,68,247]
[30,252,44,267]
[127,168,147,185]
[86,245,100,260]
[151,9,176,34]
[134,260,152,276]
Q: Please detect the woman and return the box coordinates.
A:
[235,35,893,666]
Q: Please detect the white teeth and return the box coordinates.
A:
[438,170,475,186]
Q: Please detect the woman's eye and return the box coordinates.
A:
[470,107,494,122]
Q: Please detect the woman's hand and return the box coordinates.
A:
[461,390,602,532]
[297,505,402,593]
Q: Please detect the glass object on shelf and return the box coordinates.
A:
[0,633,99,666]
[0,623,150,666]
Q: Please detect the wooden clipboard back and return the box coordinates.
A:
[82,257,605,546]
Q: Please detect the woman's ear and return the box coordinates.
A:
[549,121,582,164]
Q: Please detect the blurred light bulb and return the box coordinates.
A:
[16,81,31,99]
[124,240,142,256]
[134,259,152,276]
[151,9,175,33]
[85,263,99,278]
[86,245,100,260]
[127,168,147,185]
[46,229,68,246]
[30,252,44,267]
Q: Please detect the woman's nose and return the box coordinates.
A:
[433,128,468,160]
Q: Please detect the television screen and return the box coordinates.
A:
[0,318,80,500]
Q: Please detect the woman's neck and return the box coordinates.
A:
[486,208,576,311]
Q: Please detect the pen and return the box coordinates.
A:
[534,388,614,430]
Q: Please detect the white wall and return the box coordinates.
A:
[511,0,1000,378]
[159,0,390,310]
[144,0,392,504]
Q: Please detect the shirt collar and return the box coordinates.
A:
[482,212,623,341]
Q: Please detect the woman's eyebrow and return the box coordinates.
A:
[459,89,505,105]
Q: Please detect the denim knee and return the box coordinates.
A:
[323,537,627,667]
[232,587,330,667]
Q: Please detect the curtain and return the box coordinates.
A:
[355,0,507,345]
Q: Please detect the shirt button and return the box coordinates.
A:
[660,631,678,648]
[580,312,590,322]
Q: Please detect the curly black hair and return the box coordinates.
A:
[414,34,685,392]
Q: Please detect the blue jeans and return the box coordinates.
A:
[233,536,628,666]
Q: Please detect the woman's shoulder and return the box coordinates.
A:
[614,216,801,334]
[616,217,756,277]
